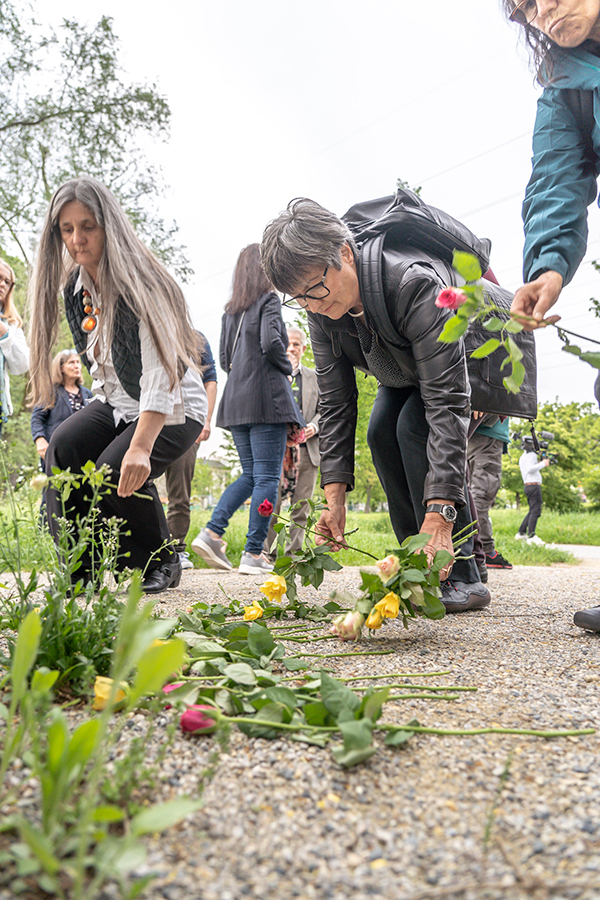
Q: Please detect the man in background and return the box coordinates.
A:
[467,413,513,572]
[265,327,320,558]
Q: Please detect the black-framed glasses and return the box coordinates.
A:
[509,0,538,25]
[283,266,330,309]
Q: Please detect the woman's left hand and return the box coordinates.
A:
[118,447,151,496]
[420,512,455,580]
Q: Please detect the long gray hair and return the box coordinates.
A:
[28,175,199,407]
[260,198,357,295]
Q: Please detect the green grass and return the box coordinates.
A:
[187,506,584,570]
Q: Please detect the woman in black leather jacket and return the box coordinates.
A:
[261,198,489,613]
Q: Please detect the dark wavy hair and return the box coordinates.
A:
[500,0,557,83]
[225,243,274,315]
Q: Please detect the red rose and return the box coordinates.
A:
[257,499,274,517]
[435,288,467,310]
[180,704,217,734]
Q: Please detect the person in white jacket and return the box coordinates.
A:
[515,442,550,546]
[0,259,29,435]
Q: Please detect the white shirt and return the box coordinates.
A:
[76,269,207,427]
[519,451,546,485]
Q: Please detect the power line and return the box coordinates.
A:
[418,132,531,186]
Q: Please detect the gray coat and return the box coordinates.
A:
[216,291,304,429]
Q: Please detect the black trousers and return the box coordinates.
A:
[367,385,479,584]
[45,400,202,573]
[519,483,543,537]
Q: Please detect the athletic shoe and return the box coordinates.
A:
[485,550,513,570]
[238,552,275,575]
[179,551,194,570]
[526,534,546,547]
[191,529,233,570]
[514,532,527,541]
[440,580,491,613]
[573,606,600,632]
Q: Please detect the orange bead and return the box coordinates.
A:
[82,315,97,332]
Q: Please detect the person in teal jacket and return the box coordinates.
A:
[504,0,600,632]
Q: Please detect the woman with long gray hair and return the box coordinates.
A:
[28,175,207,593]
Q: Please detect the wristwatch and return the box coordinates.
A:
[425,503,457,523]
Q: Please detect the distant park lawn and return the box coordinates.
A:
[187,506,600,570]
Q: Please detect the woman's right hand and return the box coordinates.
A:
[35,437,49,460]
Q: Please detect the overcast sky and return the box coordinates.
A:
[49,0,600,452]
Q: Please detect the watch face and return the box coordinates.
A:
[444,506,458,522]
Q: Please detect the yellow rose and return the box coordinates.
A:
[92,675,127,711]
[244,600,264,621]
[375,591,400,619]
[259,574,287,604]
[365,607,383,630]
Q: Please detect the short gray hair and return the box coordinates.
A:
[260,197,356,295]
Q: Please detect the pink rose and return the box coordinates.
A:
[257,499,274,517]
[180,704,217,734]
[377,554,400,579]
[435,288,467,310]
[329,610,365,642]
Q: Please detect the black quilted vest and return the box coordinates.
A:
[63,269,142,401]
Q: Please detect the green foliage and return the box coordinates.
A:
[0,2,189,277]
[354,372,386,511]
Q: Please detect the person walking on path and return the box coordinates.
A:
[165,331,217,570]
[28,175,207,594]
[468,413,513,571]
[515,441,550,545]
[192,244,304,576]
[0,259,29,437]
[503,0,600,629]
[264,327,320,559]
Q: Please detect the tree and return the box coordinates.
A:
[0,1,190,276]
[353,372,385,512]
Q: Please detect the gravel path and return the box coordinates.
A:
[3,561,600,900]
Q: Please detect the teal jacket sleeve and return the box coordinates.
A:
[523,86,598,285]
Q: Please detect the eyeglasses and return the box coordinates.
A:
[283,266,330,309]
[508,0,538,25]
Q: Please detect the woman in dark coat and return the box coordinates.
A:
[192,243,304,575]
[31,348,93,467]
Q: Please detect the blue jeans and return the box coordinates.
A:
[207,423,287,554]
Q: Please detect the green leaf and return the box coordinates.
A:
[482,316,504,332]
[437,315,469,343]
[128,639,186,706]
[470,338,500,359]
[10,611,41,705]
[46,718,69,777]
[360,687,390,724]
[400,533,430,553]
[92,805,125,824]
[332,718,377,767]
[503,359,526,394]
[67,719,100,770]
[320,671,361,717]
[30,669,59,695]
[282,657,310,671]
[452,251,482,282]
[506,335,524,362]
[504,318,524,334]
[180,637,227,657]
[579,350,600,370]
[18,821,61,875]
[303,700,334,727]
[247,623,276,659]
[223,663,257,686]
[264,687,298,710]
[384,729,414,747]
[131,798,202,836]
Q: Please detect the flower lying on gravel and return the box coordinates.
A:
[259,574,287,603]
[92,676,127,711]
[376,555,400,579]
[435,287,467,310]
[329,610,365,641]
[365,608,383,630]
[375,591,400,619]
[180,704,217,735]
[257,498,274,517]
[244,599,264,621]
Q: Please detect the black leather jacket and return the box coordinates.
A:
[308,245,470,507]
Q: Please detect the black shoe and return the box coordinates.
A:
[477,560,488,583]
[485,551,513,570]
[573,606,600,633]
[441,580,491,613]
[142,558,182,594]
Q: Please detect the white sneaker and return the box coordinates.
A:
[238,552,275,575]
[527,534,546,547]
[191,528,233,570]
[514,532,527,541]
[179,551,194,570]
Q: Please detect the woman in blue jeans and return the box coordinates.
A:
[192,244,304,574]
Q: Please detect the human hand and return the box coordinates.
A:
[420,513,455,580]
[304,423,317,439]
[35,437,49,460]
[117,446,151,497]
[510,271,563,331]
[316,483,348,550]
[198,422,211,442]
[472,410,484,420]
